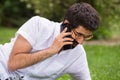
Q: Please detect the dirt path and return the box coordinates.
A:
[84,38,120,46]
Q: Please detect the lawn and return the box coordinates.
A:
[58,44,120,80]
[84,45,120,80]
[0,27,120,80]
[0,27,17,44]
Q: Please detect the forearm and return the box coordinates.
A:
[8,28,73,72]
[8,47,55,72]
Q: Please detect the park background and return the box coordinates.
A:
[0,0,120,80]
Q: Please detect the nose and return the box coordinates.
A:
[77,36,84,44]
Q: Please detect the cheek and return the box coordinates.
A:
[71,34,84,44]
[76,37,84,44]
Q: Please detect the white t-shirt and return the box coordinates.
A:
[0,16,91,80]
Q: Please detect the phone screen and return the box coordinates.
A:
[60,23,78,50]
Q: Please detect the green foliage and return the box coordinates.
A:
[0,0,35,27]
[20,0,76,22]
[0,0,120,39]
[93,0,120,39]
[20,0,100,22]
[20,0,120,39]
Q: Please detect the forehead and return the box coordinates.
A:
[75,25,92,34]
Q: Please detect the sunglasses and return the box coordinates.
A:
[73,29,93,40]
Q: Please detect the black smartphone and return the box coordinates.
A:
[60,23,78,50]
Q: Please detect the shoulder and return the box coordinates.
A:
[76,44,86,53]
[26,16,51,25]
[30,16,51,23]
[20,16,56,30]
[30,16,59,27]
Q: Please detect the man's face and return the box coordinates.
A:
[71,26,93,44]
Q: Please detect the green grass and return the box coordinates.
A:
[57,45,120,80]
[84,45,120,80]
[0,27,120,80]
[0,27,17,44]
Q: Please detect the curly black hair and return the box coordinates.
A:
[64,2,100,31]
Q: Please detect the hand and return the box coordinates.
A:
[49,27,74,54]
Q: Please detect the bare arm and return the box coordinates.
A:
[8,28,73,72]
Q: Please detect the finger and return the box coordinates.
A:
[63,32,72,37]
[61,27,67,33]
[59,31,72,38]
[63,42,73,45]
[63,37,74,42]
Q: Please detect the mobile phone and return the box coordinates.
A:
[60,23,78,50]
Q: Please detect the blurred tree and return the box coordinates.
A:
[0,0,35,27]
[20,0,77,22]
[20,0,100,21]
[93,0,120,39]
[0,0,120,39]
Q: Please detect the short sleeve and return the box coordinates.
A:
[65,46,91,80]
[16,16,41,47]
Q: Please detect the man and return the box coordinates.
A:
[0,2,100,80]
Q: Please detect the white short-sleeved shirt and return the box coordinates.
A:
[0,16,91,80]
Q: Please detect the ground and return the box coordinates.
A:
[84,38,120,46]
